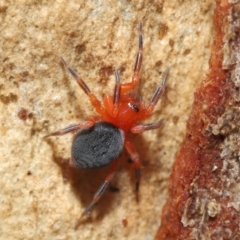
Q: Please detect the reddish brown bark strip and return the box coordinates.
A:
[156,0,240,239]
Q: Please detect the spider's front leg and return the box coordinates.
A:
[144,67,169,118]
[121,22,143,94]
[112,69,121,117]
[61,57,105,115]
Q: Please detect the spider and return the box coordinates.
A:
[45,23,169,228]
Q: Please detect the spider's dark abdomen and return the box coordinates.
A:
[71,121,125,168]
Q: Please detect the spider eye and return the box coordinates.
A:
[128,103,140,112]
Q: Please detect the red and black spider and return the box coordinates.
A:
[45,23,168,228]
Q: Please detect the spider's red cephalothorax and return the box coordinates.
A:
[45,23,169,229]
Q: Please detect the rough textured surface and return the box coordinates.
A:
[157,0,240,239]
[0,1,214,239]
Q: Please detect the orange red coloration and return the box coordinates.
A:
[45,23,168,229]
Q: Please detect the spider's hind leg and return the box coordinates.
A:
[124,137,142,201]
[74,160,118,229]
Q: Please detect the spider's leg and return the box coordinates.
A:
[112,69,121,117]
[121,22,143,94]
[44,117,95,138]
[130,120,163,134]
[124,137,142,199]
[61,57,104,115]
[74,160,118,229]
[144,67,169,118]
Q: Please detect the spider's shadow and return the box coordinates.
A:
[47,131,155,223]
[52,154,118,223]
